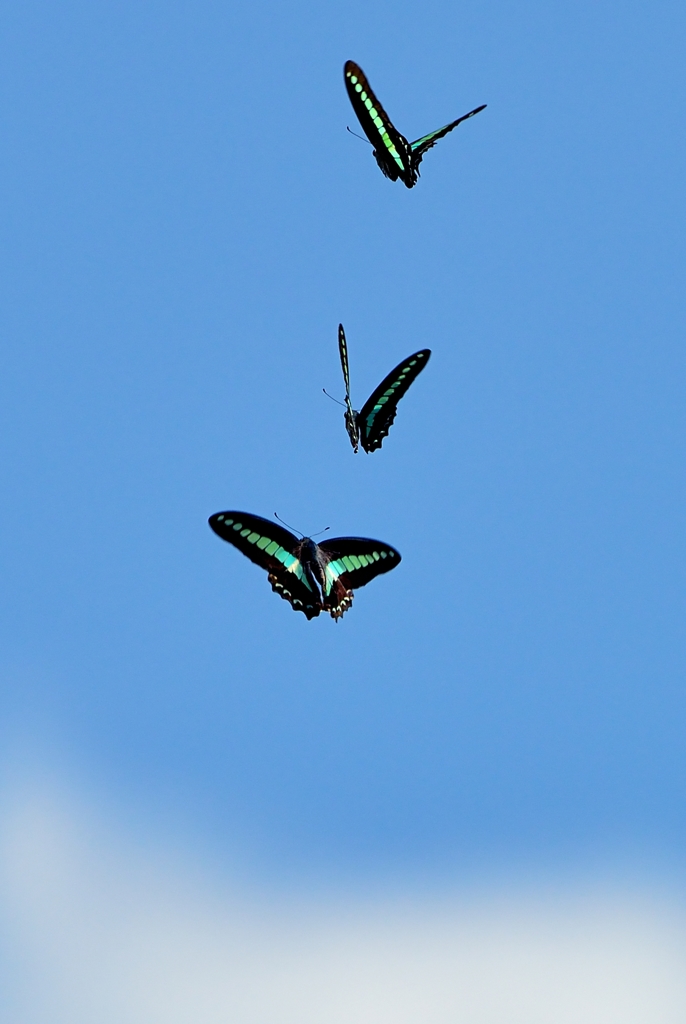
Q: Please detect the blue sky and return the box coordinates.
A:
[1,0,685,903]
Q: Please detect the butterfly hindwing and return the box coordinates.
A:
[344,61,412,184]
[208,511,322,619]
[358,349,431,452]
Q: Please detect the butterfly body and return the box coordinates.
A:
[345,406,361,452]
[344,60,486,188]
[209,511,401,620]
[337,324,430,453]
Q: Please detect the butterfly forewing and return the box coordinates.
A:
[320,537,401,614]
[344,61,412,184]
[338,324,360,451]
[338,323,351,397]
[209,512,297,568]
[410,104,487,162]
[358,349,431,452]
[208,511,322,619]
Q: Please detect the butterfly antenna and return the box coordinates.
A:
[274,512,303,538]
[323,388,346,408]
[310,526,331,539]
[347,126,373,146]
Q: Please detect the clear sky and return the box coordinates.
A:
[0,0,685,1016]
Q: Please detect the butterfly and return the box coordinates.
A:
[335,324,430,453]
[344,60,486,188]
[208,511,401,620]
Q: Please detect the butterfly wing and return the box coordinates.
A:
[338,322,352,397]
[208,511,322,619]
[357,349,431,452]
[338,323,359,451]
[410,104,487,170]
[319,537,402,619]
[344,61,414,186]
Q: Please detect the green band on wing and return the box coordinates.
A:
[382,135,406,170]
[274,548,312,589]
[324,551,385,591]
[276,549,296,569]
[410,126,451,151]
[324,560,343,596]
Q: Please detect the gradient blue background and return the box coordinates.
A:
[1,0,684,883]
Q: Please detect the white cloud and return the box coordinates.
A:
[1,780,685,1024]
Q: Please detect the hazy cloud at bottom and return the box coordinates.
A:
[1,773,684,1024]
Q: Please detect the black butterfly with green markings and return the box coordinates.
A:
[336,324,430,453]
[209,511,401,620]
[344,60,486,188]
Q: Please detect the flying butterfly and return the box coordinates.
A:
[209,511,401,620]
[333,324,430,453]
[344,60,486,188]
